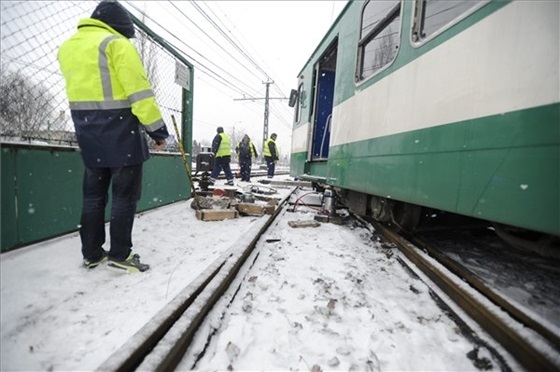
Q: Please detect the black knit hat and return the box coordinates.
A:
[91,0,135,38]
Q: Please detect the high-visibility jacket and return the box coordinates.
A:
[58,18,168,167]
[212,132,232,158]
[264,137,278,160]
[236,140,258,159]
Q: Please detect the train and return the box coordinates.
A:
[288,0,559,255]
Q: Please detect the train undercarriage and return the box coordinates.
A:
[332,187,560,259]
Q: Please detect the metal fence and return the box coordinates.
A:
[0,1,190,151]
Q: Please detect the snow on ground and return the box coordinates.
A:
[1,177,520,371]
[181,207,514,371]
[1,180,272,371]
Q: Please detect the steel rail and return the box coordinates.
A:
[372,221,560,371]
[97,187,297,372]
[412,235,560,352]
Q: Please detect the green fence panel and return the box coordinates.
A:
[1,144,190,252]
[1,146,18,249]
[14,146,83,246]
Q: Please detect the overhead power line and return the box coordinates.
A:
[123,1,261,100]
[234,80,289,148]
[123,0,294,131]
[190,1,271,82]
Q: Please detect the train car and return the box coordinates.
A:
[289,0,559,254]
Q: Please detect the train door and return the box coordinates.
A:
[309,40,337,161]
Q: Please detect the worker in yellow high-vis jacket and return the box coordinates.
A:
[58,0,169,273]
[209,126,235,186]
[263,133,279,178]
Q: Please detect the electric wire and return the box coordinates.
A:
[122,0,294,133]
[123,1,261,100]
[190,1,271,81]
[173,2,265,85]
[179,0,293,126]
[181,1,294,128]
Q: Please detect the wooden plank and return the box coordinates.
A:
[237,203,276,216]
[196,209,238,221]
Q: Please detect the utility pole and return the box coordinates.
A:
[234,79,286,152]
[262,80,271,147]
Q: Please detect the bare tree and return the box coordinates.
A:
[134,12,159,92]
[0,67,57,138]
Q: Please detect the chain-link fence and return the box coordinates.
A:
[1,1,189,151]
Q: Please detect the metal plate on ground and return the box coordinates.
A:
[287,220,321,228]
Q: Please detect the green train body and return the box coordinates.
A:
[290,0,559,238]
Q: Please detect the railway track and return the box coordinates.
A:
[96,183,559,371]
[97,187,296,372]
[370,221,560,371]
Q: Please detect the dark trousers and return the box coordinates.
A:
[210,156,233,180]
[80,164,142,262]
[265,156,275,178]
[239,157,252,181]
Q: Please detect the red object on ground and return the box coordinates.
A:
[212,189,226,197]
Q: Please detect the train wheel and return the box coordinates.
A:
[369,196,392,222]
[390,202,422,232]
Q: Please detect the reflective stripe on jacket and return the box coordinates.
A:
[58,18,168,167]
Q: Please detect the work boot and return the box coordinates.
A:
[226,179,234,186]
[108,252,150,273]
[83,250,108,269]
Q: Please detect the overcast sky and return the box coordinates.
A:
[123,1,349,154]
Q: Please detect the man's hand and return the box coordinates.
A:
[153,139,166,151]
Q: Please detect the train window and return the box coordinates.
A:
[357,0,401,81]
[412,0,487,42]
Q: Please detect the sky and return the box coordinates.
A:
[3,174,550,372]
[122,0,349,155]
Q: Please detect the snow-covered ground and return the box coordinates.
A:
[1,177,522,371]
[181,208,517,371]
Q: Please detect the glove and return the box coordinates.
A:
[153,138,166,150]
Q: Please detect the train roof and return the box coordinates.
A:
[296,0,353,77]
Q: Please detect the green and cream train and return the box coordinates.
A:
[289,0,559,251]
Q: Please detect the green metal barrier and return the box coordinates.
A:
[1,143,189,252]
